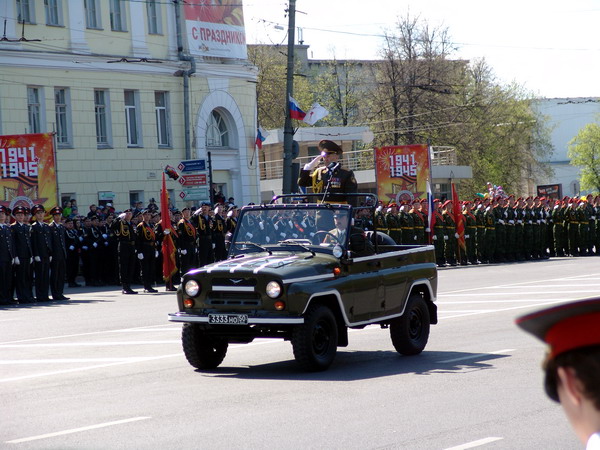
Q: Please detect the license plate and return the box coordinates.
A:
[208,314,248,325]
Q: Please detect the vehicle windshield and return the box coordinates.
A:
[230,205,351,257]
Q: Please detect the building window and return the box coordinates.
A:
[206,110,229,148]
[110,0,127,32]
[124,90,141,147]
[155,91,170,147]
[27,87,42,133]
[44,0,62,26]
[147,0,162,34]
[85,0,102,29]
[54,88,72,146]
[16,0,35,24]
[94,89,112,148]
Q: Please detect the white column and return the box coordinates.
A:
[68,0,91,54]
[129,0,150,57]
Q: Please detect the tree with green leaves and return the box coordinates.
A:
[568,120,600,193]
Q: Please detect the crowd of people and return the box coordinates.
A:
[369,190,600,268]
[0,199,240,305]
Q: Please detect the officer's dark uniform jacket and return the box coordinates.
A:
[298,165,358,205]
[0,222,15,303]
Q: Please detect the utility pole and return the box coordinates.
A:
[282,0,296,194]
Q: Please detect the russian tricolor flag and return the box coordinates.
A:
[255,127,268,149]
[288,95,306,120]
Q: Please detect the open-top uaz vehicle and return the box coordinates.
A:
[168,194,438,371]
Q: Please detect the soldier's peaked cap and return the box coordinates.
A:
[13,205,26,215]
[0,205,8,214]
[516,297,600,360]
[318,140,343,154]
[50,206,63,215]
[31,204,45,214]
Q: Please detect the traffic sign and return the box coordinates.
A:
[180,187,209,201]
[178,173,207,186]
[178,159,206,172]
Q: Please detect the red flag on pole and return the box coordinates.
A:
[451,182,466,259]
[161,172,178,281]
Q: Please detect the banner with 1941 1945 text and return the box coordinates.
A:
[375,144,431,204]
[0,133,57,213]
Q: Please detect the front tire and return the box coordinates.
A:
[390,293,430,355]
[292,304,338,371]
[181,323,228,370]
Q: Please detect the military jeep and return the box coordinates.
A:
[168,194,438,371]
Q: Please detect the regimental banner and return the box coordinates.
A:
[375,145,431,204]
[0,133,57,212]
[537,183,562,200]
[184,1,247,59]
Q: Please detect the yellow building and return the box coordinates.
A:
[0,0,259,211]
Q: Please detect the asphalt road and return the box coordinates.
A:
[1,257,598,449]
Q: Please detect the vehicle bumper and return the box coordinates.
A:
[168,312,304,325]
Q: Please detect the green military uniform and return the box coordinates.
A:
[483,205,496,263]
[433,208,446,266]
[411,207,426,245]
[565,202,580,256]
[399,208,415,244]
[442,207,457,266]
[475,204,486,263]
[385,208,402,244]
[505,202,516,262]
[552,202,566,257]
[493,203,506,262]
[463,207,478,264]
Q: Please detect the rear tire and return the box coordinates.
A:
[390,293,430,355]
[292,304,338,371]
[181,323,228,370]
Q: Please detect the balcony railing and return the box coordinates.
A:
[259,146,456,180]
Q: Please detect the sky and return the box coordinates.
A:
[242,0,600,99]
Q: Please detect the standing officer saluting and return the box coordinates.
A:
[298,140,358,205]
[11,205,34,303]
[111,209,137,294]
[48,206,69,300]
[0,205,16,305]
[136,209,158,293]
[176,207,196,278]
[30,204,52,302]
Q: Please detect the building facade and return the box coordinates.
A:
[534,98,600,196]
[0,0,259,211]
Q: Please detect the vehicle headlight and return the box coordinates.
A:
[266,281,282,298]
[184,280,200,297]
[332,244,343,258]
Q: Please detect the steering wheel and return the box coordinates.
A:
[312,230,342,245]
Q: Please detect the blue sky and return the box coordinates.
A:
[242,0,599,99]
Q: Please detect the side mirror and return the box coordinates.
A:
[341,250,354,265]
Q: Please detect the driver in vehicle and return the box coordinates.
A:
[324,212,375,256]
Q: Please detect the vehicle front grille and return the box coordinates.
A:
[211,278,257,288]
[206,291,262,307]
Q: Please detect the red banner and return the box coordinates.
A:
[0,133,57,212]
[161,172,178,281]
[184,0,246,59]
[375,144,431,204]
[451,182,466,256]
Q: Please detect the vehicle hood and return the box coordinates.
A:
[188,251,339,280]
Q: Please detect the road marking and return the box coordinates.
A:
[0,354,181,383]
[0,357,169,364]
[6,416,151,444]
[440,298,592,304]
[443,437,503,450]
[495,284,600,288]
[0,324,182,345]
[0,341,180,348]
[440,273,600,295]
[440,290,600,297]
[437,349,514,364]
[440,299,572,319]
